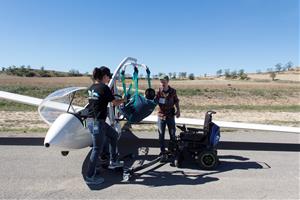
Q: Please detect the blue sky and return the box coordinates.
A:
[0,0,298,76]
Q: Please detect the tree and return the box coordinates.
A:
[152,74,158,79]
[224,69,231,79]
[285,61,293,71]
[1,67,5,72]
[172,72,177,79]
[238,69,248,80]
[275,63,282,72]
[158,72,164,78]
[270,72,276,81]
[69,69,81,77]
[26,71,37,77]
[188,73,195,80]
[216,69,222,77]
[231,70,238,79]
[168,72,173,79]
[177,72,187,79]
[240,73,249,80]
[238,69,244,76]
[178,72,182,79]
[139,73,144,79]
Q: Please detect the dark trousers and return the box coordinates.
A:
[86,120,119,178]
[157,116,176,153]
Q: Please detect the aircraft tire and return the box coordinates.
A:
[61,151,69,156]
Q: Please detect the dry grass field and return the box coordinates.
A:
[0,71,299,132]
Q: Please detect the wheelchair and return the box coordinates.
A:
[170,111,221,170]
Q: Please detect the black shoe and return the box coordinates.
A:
[170,161,175,167]
[160,154,168,163]
[85,175,104,185]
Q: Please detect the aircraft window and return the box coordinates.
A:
[38,87,87,125]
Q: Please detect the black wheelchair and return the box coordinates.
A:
[122,111,221,181]
[170,111,221,170]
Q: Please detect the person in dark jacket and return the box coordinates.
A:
[155,75,180,162]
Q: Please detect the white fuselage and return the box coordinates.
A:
[44,113,92,149]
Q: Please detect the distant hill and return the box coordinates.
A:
[245,67,300,82]
[0,66,86,77]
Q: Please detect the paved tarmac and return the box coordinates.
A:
[0,130,299,199]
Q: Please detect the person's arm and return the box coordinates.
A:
[105,85,126,106]
[174,90,180,118]
[112,98,126,106]
[154,90,160,104]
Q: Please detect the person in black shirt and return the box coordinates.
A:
[85,66,126,185]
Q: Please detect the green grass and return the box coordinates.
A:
[0,86,60,98]
[0,85,89,111]
[0,86,58,111]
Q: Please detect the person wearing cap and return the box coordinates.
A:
[85,66,126,185]
[155,75,180,162]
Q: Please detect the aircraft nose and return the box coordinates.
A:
[44,113,92,149]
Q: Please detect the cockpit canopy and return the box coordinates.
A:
[38,87,87,125]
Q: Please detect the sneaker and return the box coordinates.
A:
[159,151,165,156]
[108,160,124,169]
[85,175,104,185]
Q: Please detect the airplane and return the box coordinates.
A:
[0,57,299,157]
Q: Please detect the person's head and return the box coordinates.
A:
[159,75,169,91]
[92,66,112,84]
[145,88,156,100]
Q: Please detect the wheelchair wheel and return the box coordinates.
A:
[174,152,184,168]
[197,150,218,170]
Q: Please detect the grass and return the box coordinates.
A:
[176,88,299,98]
[0,86,60,98]
[0,101,36,111]
[1,83,299,112]
[0,85,56,111]
[180,104,300,112]
[0,85,88,110]
[0,127,48,133]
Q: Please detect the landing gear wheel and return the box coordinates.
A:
[61,151,69,156]
[197,150,218,170]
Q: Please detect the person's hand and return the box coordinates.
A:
[123,94,130,104]
[175,110,180,118]
[123,95,127,103]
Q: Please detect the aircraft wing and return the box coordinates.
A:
[142,115,300,134]
[1,90,299,134]
[0,90,85,125]
[0,91,43,106]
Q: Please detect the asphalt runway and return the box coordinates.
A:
[0,130,299,199]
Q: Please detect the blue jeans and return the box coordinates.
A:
[157,116,176,153]
[86,120,119,178]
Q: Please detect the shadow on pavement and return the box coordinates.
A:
[81,130,267,190]
[1,135,299,152]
